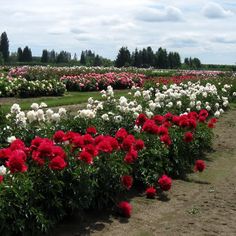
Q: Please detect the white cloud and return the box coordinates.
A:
[202,2,233,19]
[137,6,184,22]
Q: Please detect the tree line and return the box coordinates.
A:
[0,31,204,69]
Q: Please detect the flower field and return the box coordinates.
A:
[0,66,236,235]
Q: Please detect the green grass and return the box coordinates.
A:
[0,90,131,112]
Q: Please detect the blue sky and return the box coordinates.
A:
[0,0,236,64]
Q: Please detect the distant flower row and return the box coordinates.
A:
[60,72,145,91]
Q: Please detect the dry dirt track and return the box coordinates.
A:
[52,108,236,236]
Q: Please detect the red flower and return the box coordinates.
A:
[10,139,25,151]
[83,144,98,157]
[179,117,189,127]
[115,128,128,142]
[134,139,145,151]
[172,115,180,125]
[79,151,93,164]
[158,175,172,191]
[38,139,53,157]
[184,132,193,143]
[62,131,78,142]
[86,126,97,135]
[188,119,197,129]
[72,136,84,149]
[52,146,67,159]
[0,148,12,160]
[53,130,65,143]
[160,134,172,146]
[153,115,165,125]
[194,160,206,172]
[122,135,135,151]
[83,134,94,145]
[145,186,156,198]
[164,112,173,120]
[30,137,43,151]
[118,201,132,217]
[135,113,148,126]
[49,156,67,170]
[32,151,45,166]
[199,109,209,119]
[6,150,28,173]
[0,175,4,183]
[121,175,133,190]
[158,126,168,136]
[97,140,113,153]
[142,120,159,134]
[105,137,119,150]
[208,118,217,128]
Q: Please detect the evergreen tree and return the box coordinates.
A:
[132,48,142,67]
[115,46,131,67]
[0,32,9,62]
[22,46,32,62]
[17,47,23,62]
[155,47,168,68]
[41,49,49,63]
[93,55,102,66]
[80,51,86,65]
[49,50,56,63]
[146,46,155,67]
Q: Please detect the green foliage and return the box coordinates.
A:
[0,32,9,62]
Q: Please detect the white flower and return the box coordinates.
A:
[10,104,21,114]
[101,114,109,121]
[7,136,16,143]
[196,105,201,111]
[31,103,39,111]
[190,101,195,108]
[114,115,123,123]
[223,101,229,107]
[58,108,67,116]
[215,103,220,109]
[36,109,45,121]
[134,91,141,97]
[206,105,211,111]
[27,110,37,123]
[219,108,224,114]
[16,112,27,124]
[46,109,54,120]
[134,125,141,133]
[39,102,47,108]
[146,111,153,118]
[0,165,7,175]
[88,97,94,104]
[214,110,220,118]
[233,92,236,96]
[176,101,182,108]
[51,113,61,122]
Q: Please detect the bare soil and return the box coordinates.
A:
[51,108,236,236]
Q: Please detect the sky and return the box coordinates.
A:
[0,0,236,64]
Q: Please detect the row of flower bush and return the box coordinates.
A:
[0,76,66,97]
[0,75,235,234]
[0,108,212,234]
[60,72,145,91]
[7,66,230,81]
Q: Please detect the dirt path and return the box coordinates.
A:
[52,108,236,236]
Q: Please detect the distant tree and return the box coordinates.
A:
[41,49,49,63]
[132,48,142,67]
[0,32,9,62]
[56,51,71,63]
[9,52,18,63]
[80,51,86,65]
[155,47,168,68]
[22,46,32,62]
[115,46,131,67]
[146,46,155,67]
[17,47,23,62]
[49,50,56,63]
[93,55,102,66]
[73,53,77,61]
[192,58,201,69]
[184,57,189,66]
[0,52,4,65]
